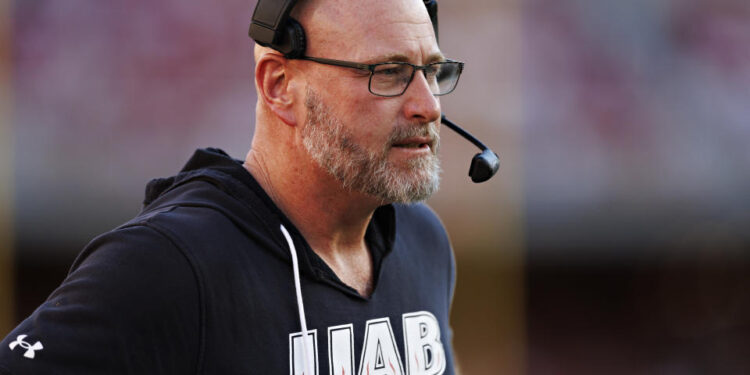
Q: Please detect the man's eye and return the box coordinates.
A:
[374,64,406,76]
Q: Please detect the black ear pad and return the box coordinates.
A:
[280,17,307,59]
[250,15,306,58]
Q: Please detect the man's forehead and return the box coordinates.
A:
[299,0,439,61]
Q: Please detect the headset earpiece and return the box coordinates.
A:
[277,17,307,59]
[249,0,305,58]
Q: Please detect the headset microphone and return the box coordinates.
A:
[441,115,500,183]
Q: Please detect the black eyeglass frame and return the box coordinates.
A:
[294,55,465,98]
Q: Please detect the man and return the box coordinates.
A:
[1,0,461,373]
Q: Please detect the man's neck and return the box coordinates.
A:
[244,147,379,296]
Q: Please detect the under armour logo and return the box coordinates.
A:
[9,334,44,359]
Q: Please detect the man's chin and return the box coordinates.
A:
[373,166,441,204]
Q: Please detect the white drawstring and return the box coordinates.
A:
[280,224,314,375]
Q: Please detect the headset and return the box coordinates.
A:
[249,0,499,183]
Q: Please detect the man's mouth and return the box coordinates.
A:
[392,137,433,150]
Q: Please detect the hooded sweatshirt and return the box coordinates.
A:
[0,148,456,375]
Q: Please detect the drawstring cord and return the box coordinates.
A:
[280,224,314,375]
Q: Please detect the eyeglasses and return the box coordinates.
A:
[295,56,464,97]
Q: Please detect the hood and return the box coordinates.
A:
[143,147,254,206]
[139,148,395,300]
[140,147,301,269]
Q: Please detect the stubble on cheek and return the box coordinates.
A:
[302,86,441,203]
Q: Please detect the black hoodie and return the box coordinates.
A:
[0,148,456,375]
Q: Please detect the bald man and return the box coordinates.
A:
[1,0,461,373]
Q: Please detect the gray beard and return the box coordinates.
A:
[301,87,441,204]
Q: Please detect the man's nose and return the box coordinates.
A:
[401,71,441,124]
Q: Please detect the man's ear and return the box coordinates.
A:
[255,53,298,126]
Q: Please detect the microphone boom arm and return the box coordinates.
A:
[441,115,489,151]
[441,114,500,183]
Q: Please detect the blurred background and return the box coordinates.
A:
[1,0,749,373]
